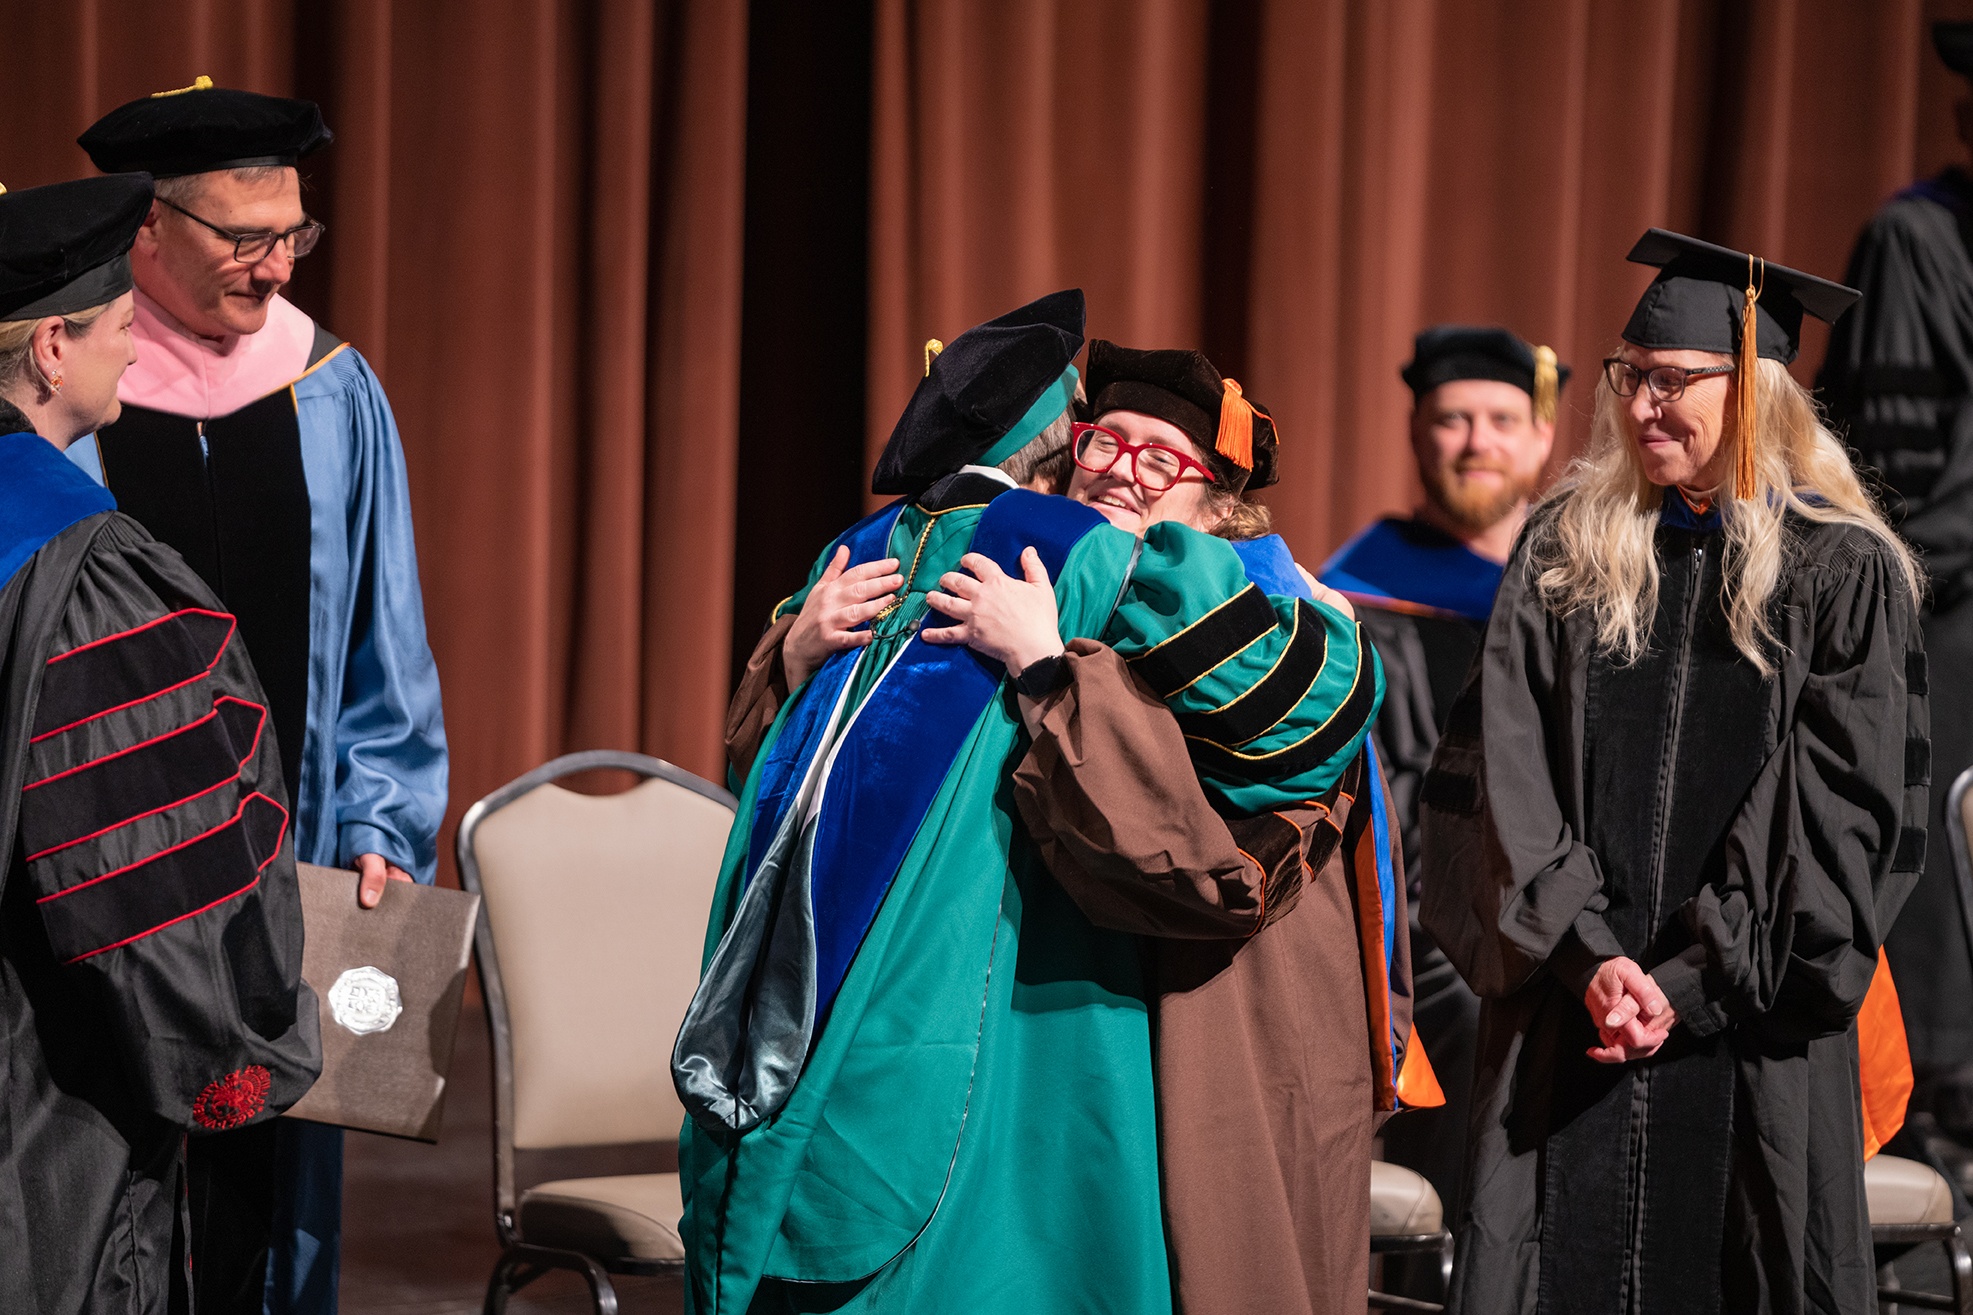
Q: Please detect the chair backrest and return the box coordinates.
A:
[1955,765,1973,886]
[1953,766,1973,960]
[461,751,733,1168]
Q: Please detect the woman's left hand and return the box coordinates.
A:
[923,547,1065,677]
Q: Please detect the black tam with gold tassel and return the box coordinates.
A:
[1621,228,1860,499]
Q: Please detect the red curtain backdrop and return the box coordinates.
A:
[4,0,1970,874]
[869,0,1972,555]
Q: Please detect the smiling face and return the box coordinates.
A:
[1616,346,1735,490]
[131,167,305,338]
[1065,409,1220,534]
[1411,378,1553,533]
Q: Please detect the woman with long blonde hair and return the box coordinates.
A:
[1420,230,1928,1314]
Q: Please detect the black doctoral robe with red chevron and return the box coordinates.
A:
[0,416,319,1315]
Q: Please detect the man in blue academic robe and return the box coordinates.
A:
[1319,324,1561,1221]
[66,81,449,1315]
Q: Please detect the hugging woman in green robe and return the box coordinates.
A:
[1421,230,1930,1314]
[681,295,1399,1314]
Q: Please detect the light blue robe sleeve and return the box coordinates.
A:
[298,349,449,884]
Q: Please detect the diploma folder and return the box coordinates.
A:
[281,863,480,1142]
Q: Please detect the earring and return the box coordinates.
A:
[48,374,63,392]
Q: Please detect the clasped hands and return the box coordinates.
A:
[1584,955,1678,1064]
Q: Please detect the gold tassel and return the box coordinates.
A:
[1217,377,1255,470]
[1734,254,1764,501]
[923,338,944,376]
[0,183,8,196]
[151,75,215,98]
[1533,346,1559,425]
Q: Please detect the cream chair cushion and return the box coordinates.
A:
[1371,1160,1444,1236]
[473,775,732,1149]
[1866,1153,1954,1226]
[517,1172,685,1262]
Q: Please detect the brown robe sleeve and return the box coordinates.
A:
[1012,638,1344,940]
[725,614,796,781]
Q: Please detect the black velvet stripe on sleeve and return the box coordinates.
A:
[1895,826,1929,874]
[1174,600,1328,748]
[1907,650,1929,696]
[30,607,236,740]
[1907,737,1932,786]
[1420,768,1481,815]
[1125,585,1276,699]
[19,696,265,862]
[1187,634,1381,778]
[34,792,289,964]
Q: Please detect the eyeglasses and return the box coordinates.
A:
[1071,422,1216,493]
[1602,358,1734,403]
[159,197,324,265]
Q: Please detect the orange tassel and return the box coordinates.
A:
[1217,377,1255,471]
[1734,255,1763,501]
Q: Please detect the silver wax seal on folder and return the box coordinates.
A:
[328,965,404,1036]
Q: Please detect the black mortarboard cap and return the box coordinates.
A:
[1622,227,1859,365]
[872,288,1086,496]
[78,77,332,179]
[1936,22,1973,77]
[1401,325,1570,420]
[0,174,155,320]
[1083,340,1279,490]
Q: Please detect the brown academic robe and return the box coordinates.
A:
[727,627,1397,1315]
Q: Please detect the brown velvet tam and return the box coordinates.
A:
[1082,339,1279,491]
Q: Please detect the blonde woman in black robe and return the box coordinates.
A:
[1421,231,1928,1314]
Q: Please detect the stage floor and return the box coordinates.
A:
[340,1000,683,1314]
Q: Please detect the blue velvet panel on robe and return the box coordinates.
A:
[1319,517,1504,624]
[2,431,116,588]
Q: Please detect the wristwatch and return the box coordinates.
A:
[1013,652,1069,699]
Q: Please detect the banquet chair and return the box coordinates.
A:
[1369,1159,1452,1312]
[458,750,736,1315]
[1870,1152,1972,1314]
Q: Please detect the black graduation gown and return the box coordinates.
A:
[1819,170,1973,1085]
[1421,502,1928,1315]
[0,428,320,1314]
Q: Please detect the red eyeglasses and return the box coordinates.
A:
[1071,422,1216,493]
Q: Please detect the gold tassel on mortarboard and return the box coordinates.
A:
[1217,377,1256,471]
[923,338,944,376]
[152,75,214,98]
[1533,346,1559,425]
[1734,254,1764,500]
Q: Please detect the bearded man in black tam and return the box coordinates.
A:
[1820,20,1973,1148]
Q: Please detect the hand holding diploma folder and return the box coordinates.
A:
[282,863,480,1142]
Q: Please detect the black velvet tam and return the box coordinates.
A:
[79,81,332,178]
[1400,325,1570,403]
[0,174,154,319]
[1936,22,1973,76]
[871,288,1084,496]
[1083,339,1279,490]
[1622,228,1859,365]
